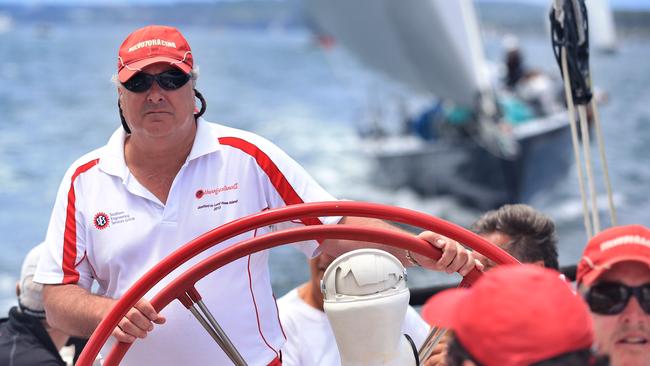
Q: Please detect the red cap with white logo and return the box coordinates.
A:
[577,224,650,286]
[117,25,193,83]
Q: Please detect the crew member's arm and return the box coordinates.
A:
[321,216,482,276]
[43,284,165,343]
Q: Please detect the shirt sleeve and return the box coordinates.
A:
[34,162,94,290]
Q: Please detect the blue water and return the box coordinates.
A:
[1,22,649,314]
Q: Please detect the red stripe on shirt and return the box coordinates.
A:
[218,137,323,227]
[247,252,279,359]
[273,293,287,341]
[62,159,99,284]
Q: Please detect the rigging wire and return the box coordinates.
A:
[590,96,618,225]
[578,104,600,233]
[560,48,593,238]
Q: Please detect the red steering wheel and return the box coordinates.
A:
[76,201,519,365]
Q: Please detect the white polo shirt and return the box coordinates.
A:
[34,118,340,366]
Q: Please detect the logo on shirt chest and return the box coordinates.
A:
[92,211,135,231]
[93,212,110,230]
[195,182,239,199]
[194,182,240,212]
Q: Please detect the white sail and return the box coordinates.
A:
[304,0,490,107]
[0,12,13,34]
[587,0,617,52]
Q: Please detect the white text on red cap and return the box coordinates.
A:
[127,39,177,53]
[601,235,650,251]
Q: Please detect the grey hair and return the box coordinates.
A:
[111,66,200,87]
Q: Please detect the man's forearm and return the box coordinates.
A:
[42,284,115,338]
[324,216,478,276]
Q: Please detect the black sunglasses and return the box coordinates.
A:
[586,282,650,315]
[122,69,190,93]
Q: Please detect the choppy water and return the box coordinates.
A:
[0,22,648,314]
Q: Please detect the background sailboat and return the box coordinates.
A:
[587,0,618,52]
[304,0,572,209]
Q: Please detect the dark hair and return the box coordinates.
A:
[446,336,481,366]
[119,88,207,134]
[471,204,559,270]
[446,336,609,366]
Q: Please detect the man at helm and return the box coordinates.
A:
[34,25,481,365]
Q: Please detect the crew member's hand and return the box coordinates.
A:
[415,231,483,276]
[112,298,166,343]
[422,340,448,366]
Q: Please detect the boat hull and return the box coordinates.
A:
[369,113,572,210]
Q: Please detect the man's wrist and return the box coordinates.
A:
[405,250,422,267]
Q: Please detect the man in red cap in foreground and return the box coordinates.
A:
[577,224,650,366]
[32,24,480,365]
[422,264,599,366]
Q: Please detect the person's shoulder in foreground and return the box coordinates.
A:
[422,264,601,366]
[1,244,68,366]
[577,224,650,366]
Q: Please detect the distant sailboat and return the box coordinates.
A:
[587,0,618,52]
[0,12,13,34]
[305,0,573,209]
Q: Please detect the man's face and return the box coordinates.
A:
[119,63,196,140]
[309,253,336,283]
[307,253,335,306]
[590,261,650,366]
[473,231,511,271]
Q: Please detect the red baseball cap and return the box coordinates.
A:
[421,264,593,366]
[117,25,193,83]
[576,224,650,286]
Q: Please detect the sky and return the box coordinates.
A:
[0,0,648,10]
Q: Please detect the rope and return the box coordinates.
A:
[561,48,593,238]
[590,97,618,225]
[551,0,618,237]
[578,104,600,233]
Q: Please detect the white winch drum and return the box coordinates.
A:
[321,249,417,366]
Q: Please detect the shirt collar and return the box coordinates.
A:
[98,118,222,180]
[98,127,128,180]
[187,117,222,162]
